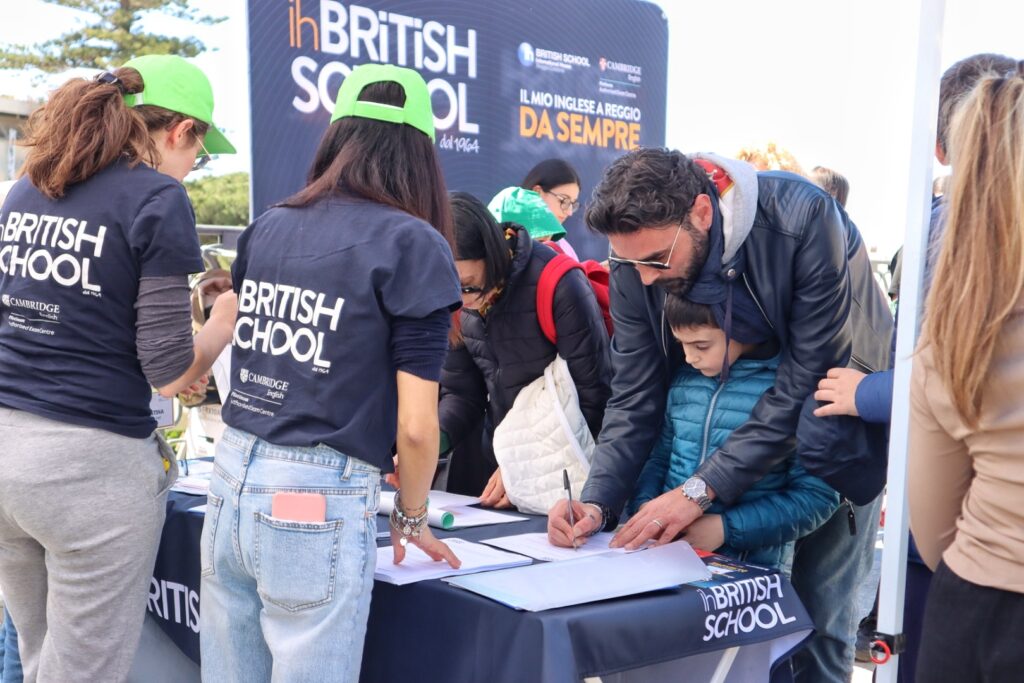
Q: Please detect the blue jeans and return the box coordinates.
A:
[790,494,883,683]
[1,607,23,683]
[199,428,381,683]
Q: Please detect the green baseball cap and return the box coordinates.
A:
[488,187,567,241]
[122,54,235,155]
[331,64,435,142]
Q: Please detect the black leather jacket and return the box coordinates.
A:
[580,172,893,522]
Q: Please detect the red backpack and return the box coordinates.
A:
[535,244,613,344]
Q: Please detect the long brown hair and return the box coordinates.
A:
[922,62,1024,425]
[20,67,208,198]
[283,81,453,248]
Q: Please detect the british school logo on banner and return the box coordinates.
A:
[248,0,668,262]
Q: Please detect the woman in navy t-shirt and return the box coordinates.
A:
[0,55,236,682]
[199,64,463,682]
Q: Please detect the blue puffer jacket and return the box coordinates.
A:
[631,356,840,570]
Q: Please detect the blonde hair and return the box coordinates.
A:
[923,63,1024,425]
[736,142,804,175]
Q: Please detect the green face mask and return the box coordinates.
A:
[330,63,436,142]
[121,54,235,155]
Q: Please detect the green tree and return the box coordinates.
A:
[0,1,224,72]
[185,172,249,226]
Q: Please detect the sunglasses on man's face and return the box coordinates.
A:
[607,223,684,271]
[460,285,486,295]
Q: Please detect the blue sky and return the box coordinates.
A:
[1,0,1021,257]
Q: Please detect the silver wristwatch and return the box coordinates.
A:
[681,476,712,511]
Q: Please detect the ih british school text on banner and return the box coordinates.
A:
[248,0,668,261]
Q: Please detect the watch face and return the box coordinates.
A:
[684,478,706,499]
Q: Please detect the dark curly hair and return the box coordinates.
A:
[585,148,707,235]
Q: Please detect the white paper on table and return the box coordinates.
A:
[378,490,529,529]
[480,532,625,562]
[373,537,532,586]
[170,474,211,495]
[444,540,712,611]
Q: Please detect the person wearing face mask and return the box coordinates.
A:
[438,192,611,504]
[0,55,237,683]
[521,158,582,260]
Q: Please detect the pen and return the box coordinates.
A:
[563,469,577,550]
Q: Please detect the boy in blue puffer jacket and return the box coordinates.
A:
[631,295,838,572]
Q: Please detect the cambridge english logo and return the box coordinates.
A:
[518,42,535,68]
[239,368,249,383]
[599,57,608,71]
[1,294,8,307]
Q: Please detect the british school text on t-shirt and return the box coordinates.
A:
[234,279,344,372]
[0,211,106,294]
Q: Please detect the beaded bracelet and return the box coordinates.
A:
[390,489,429,547]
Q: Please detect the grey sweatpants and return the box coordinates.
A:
[0,408,177,683]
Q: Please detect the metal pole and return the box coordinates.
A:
[874,0,945,680]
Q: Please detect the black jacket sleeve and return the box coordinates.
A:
[551,268,612,437]
[579,262,674,522]
[696,194,854,504]
[437,338,488,449]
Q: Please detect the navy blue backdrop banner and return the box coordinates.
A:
[247,0,668,262]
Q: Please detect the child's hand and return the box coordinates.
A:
[682,514,725,553]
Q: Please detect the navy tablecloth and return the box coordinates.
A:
[151,490,813,682]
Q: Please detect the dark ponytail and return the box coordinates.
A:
[20,67,208,198]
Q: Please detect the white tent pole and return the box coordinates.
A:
[874,0,945,680]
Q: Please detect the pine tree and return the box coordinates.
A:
[0,1,224,72]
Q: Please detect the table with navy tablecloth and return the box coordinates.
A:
[148,490,813,683]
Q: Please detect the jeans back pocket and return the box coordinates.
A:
[201,493,225,578]
[254,512,344,612]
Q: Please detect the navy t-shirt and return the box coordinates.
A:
[0,162,203,437]
[223,196,461,472]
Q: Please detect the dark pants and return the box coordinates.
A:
[916,560,1024,683]
[791,495,883,683]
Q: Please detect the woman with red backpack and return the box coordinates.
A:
[439,192,611,506]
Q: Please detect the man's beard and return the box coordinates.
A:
[656,225,710,296]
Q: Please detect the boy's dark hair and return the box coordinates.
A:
[664,294,718,330]
[585,148,707,235]
[937,53,1016,155]
[284,81,453,247]
[450,192,513,293]
[521,158,581,192]
[810,166,850,208]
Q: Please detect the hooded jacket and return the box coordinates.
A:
[631,356,839,569]
[581,154,894,520]
[438,227,612,455]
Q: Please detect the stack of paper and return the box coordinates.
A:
[445,540,712,611]
[378,490,529,530]
[480,532,626,562]
[374,537,532,586]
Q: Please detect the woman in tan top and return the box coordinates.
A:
[910,61,1024,683]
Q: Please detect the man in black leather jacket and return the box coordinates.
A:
[548,148,893,682]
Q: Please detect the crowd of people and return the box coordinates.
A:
[0,45,1022,683]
